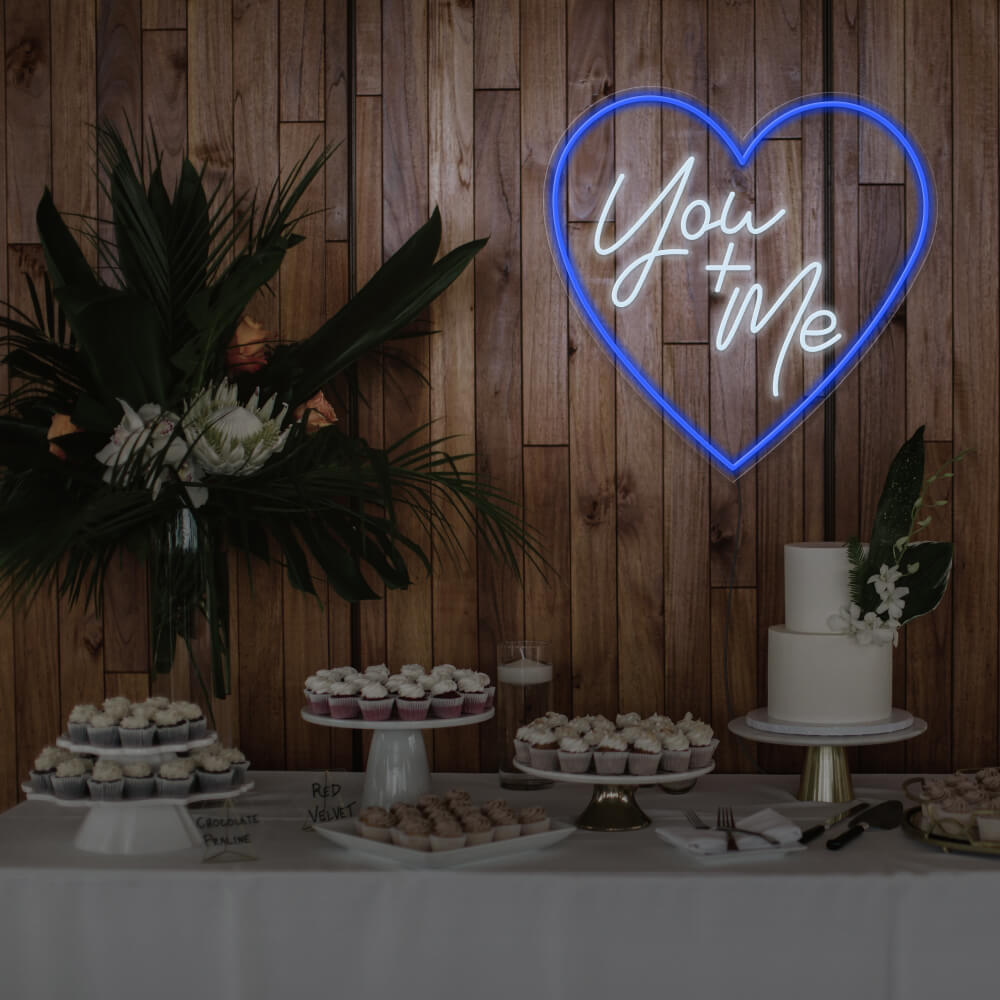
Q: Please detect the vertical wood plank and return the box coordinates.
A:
[280,0,324,122]
[324,0,350,240]
[0,6,10,808]
[474,0,518,89]
[859,0,904,183]
[951,0,999,770]
[187,0,233,198]
[142,0,186,29]
[475,88,522,769]
[355,0,381,95]
[754,0,801,137]
[141,29,186,193]
[105,671,150,704]
[712,587,757,772]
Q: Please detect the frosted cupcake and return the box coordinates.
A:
[174,701,207,740]
[393,815,432,850]
[358,681,394,721]
[140,697,171,714]
[616,712,641,728]
[328,666,358,683]
[513,725,535,763]
[304,675,332,715]
[102,697,132,722]
[122,761,155,798]
[593,731,630,775]
[518,806,550,834]
[686,721,718,768]
[660,728,691,772]
[358,806,396,842]
[50,757,89,798]
[67,704,98,743]
[385,674,407,694]
[327,680,360,719]
[628,732,663,776]
[474,671,495,709]
[87,760,124,801]
[429,817,467,851]
[557,735,593,773]
[156,759,196,797]
[221,747,250,784]
[400,662,425,679]
[527,727,559,770]
[119,712,156,748]
[153,707,189,744]
[196,753,235,793]
[458,674,489,714]
[396,681,431,722]
[363,663,391,683]
[489,808,521,841]
[430,678,464,719]
[430,663,457,680]
[462,812,495,846]
[86,712,120,748]
[30,747,68,792]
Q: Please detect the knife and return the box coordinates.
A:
[799,801,870,844]
[826,800,903,850]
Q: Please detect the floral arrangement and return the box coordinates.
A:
[0,125,535,698]
[828,426,963,646]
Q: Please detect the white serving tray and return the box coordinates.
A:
[22,781,255,808]
[55,732,219,757]
[314,817,575,868]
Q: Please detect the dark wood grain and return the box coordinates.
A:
[474,0,518,89]
[859,0,903,183]
[141,29,186,193]
[280,0,324,122]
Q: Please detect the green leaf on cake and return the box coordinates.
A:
[897,540,953,624]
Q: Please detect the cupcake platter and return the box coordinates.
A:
[514,760,716,831]
[301,707,495,810]
[56,731,219,760]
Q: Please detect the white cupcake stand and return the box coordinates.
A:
[514,760,716,831]
[729,712,928,803]
[301,708,494,809]
[23,733,253,855]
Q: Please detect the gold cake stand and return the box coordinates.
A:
[728,714,927,803]
[514,760,715,831]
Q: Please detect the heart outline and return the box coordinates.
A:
[546,91,934,478]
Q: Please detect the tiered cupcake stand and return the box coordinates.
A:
[23,733,254,855]
[301,708,494,809]
[729,710,927,803]
[514,760,715,831]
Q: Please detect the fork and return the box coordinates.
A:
[715,805,781,846]
[684,809,710,829]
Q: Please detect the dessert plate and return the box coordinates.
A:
[314,817,575,868]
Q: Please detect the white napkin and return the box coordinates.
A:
[657,808,802,855]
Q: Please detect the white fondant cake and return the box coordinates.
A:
[766,543,892,725]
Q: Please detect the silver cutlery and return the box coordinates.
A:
[715,805,781,846]
[684,809,710,829]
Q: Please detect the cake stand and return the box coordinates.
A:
[513,760,716,831]
[300,708,494,809]
[728,714,927,803]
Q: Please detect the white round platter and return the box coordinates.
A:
[745,707,914,737]
[22,780,254,809]
[301,708,494,809]
[729,715,927,747]
[56,732,218,757]
[513,760,715,786]
[300,708,493,730]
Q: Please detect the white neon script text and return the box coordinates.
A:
[593,156,842,397]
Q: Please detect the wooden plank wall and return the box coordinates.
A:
[0,0,997,809]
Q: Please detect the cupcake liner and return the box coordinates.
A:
[119,726,156,748]
[396,697,431,722]
[328,695,360,719]
[513,739,532,764]
[430,832,467,851]
[688,738,719,769]
[528,746,558,770]
[359,823,393,843]
[461,691,489,714]
[661,748,692,773]
[29,770,53,794]
[520,818,551,835]
[464,829,495,846]
[196,769,235,794]
[394,829,431,851]
[156,721,190,745]
[556,749,593,773]
[430,695,464,719]
[86,726,120,748]
[358,697,395,721]
[593,750,629,775]
[87,778,124,801]
[187,718,208,741]
[484,686,496,710]
[977,814,1000,842]
[50,775,87,799]
[628,752,661,776]
[124,776,156,799]
[155,775,195,798]
[67,722,90,744]
[491,822,521,841]
[231,761,251,785]
[304,691,331,716]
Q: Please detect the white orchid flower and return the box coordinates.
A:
[877,585,908,620]
[867,563,903,600]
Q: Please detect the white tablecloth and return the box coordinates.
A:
[1,771,998,1000]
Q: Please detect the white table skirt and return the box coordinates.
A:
[1,771,997,1000]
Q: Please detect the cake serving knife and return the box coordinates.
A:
[799,801,870,844]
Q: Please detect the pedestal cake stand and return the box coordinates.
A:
[301,708,494,809]
[729,711,927,803]
[514,760,716,831]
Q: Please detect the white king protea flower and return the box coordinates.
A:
[183,379,290,476]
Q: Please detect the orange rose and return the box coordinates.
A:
[292,390,339,434]
[224,316,276,375]
[47,412,80,459]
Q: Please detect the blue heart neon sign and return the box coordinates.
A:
[546,91,934,478]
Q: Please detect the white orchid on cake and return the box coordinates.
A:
[827,426,966,646]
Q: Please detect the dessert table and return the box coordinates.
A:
[0,771,997,1000]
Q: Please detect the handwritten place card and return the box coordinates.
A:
[304,774,358,830]
[198,802,259,863]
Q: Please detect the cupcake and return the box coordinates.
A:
[593,731,629,775]
[328,666,358,683]
[462,812,495,846]
[393,815,432,850]
[327,680,361,719]
[358,681,394,721]
[87,760,124,801]
[358,806,396,842]
[686,721,718,767]
[396,682,431,722]
[196,753,235,794]
[527,727,559,770]
[429,678,464,719]
[67,704,98,743]
[155,759,196,797]
[513,725,534,763]
[141,696,171,713]
[418,673,438,693]
[518,806,550,834]
[458,675,489,714]
[50,757,89,799]
[616,711,641,728]
[430,663,457,680]
[86,712,120,748]
[385,674,407,694]
[429,818,467,851]
[102,696,132,722]
[416,793,443,810]
[363,663,391,683]
[400,662,425,679]
[659,728,692,772]
[174,701,207,740]
[628,732,663,776]
[557,735,593,773]
[304,675,332,715]
[30,747,68,792]
[119,712,156,748]
[153,707,189,745]
[122,761,155,798]
[221,747,250,784]
[489,808,522,841]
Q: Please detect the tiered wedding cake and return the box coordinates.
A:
[767,543,892,725]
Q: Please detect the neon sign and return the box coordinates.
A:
[546,91,934,477]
